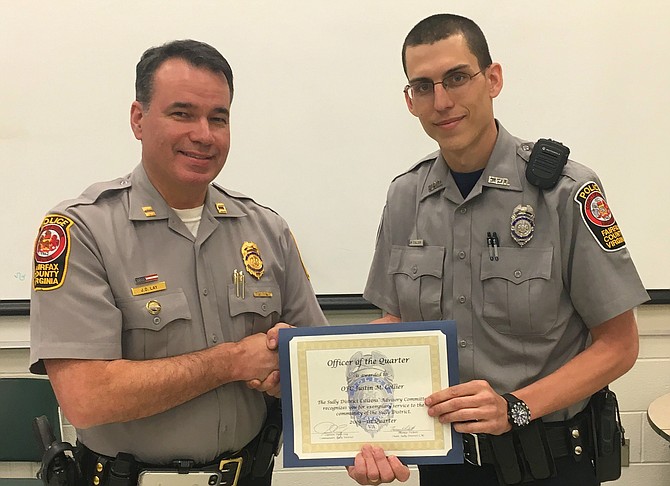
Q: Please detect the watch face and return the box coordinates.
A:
[511,402,531,426]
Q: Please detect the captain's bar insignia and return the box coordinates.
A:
[142,206,156,217]
[215,203,227,214]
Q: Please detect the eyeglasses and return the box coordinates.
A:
[404,69,485,101]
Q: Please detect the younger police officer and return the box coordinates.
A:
[347,14,648,486]
[30,40,327,486]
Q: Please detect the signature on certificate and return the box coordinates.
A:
[313,421,352,439]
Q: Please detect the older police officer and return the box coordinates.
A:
[30,40,327,486]
[348,14,648,486]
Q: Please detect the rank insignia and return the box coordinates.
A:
[574,181,625,252]
[510,204,535,247]
[142,206,156,217]
[215,203,227,214]
[33,214,74,291]
[241,241,264,279]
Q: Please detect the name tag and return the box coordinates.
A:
[131,281,167,296]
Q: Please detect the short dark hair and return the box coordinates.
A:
[402,14,492,76]
[135,39,234,106]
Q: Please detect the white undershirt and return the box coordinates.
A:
[172,205,204,237]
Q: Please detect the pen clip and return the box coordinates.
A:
[486,232,494,261]
[492,232,499,261]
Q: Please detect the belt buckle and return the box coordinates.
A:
[218,457,243,486]
[463,433,482,466]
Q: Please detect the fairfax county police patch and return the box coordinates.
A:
[574,181,625,252]
[33,214,74,290]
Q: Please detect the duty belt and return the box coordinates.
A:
[461,409,592,485]
[78,440,256,486]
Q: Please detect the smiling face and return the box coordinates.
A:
[130,58,232,208]
[404,35,503,170]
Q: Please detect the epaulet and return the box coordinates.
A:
[211,182,279,215]
[390,150,440,184]
[59,176,131,209]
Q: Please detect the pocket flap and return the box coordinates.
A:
[480,247,552,284]
[389,246,445,280]
[118,290,191,331]
[229,284,281,317]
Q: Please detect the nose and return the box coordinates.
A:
[432,84,455,111]
[190,117,215,145]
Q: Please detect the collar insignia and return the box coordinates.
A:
[488,176,510,186]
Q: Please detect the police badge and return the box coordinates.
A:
[510,204,535,247]
[346,351,395,437]
[241,241,264,279]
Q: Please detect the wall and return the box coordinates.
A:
[1,307,669,485]
[2,0,670,299]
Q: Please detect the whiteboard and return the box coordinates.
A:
[1,0,668,299]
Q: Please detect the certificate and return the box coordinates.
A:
[278,320,462,467]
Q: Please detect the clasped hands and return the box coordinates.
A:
[243,322,291,397]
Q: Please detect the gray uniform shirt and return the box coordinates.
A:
[364,123,649,421]
[30,164,327,463]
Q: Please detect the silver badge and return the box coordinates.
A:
[510,204,535,247]
[346,351,395,437]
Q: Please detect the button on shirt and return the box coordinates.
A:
[364,123,649,421]
[30,164,327,464]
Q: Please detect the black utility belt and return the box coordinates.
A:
[78,443,254,486]
[462,409,592,485]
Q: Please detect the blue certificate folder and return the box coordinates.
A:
[278,320,462,467]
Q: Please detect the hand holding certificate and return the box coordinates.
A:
[278,320,463,467]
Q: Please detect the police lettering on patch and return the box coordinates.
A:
[574,181,625,252]
[33,214,74,290]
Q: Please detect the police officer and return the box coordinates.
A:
[347,14,648,486]
[30,40,327,486]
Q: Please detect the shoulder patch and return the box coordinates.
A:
[574,181,625,252]
[33,214,74,290]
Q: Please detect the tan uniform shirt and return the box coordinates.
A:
[364,123,648,421]
[30,164,327,463]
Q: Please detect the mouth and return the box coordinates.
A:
[434,115,466,129]
[179,150,215,161]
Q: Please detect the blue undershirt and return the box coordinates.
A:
[451,168,485,198]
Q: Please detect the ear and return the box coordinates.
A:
[130,101,145,141]
[486,63,504,99]
[404,89,419,117]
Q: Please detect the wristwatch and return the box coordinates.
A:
[502,393,531,428]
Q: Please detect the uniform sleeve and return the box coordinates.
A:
[277,222,328,328]
[363,204,401,317]
[562,175,649,327]
[30,210,123,374]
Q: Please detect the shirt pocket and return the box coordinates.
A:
[388,245,445,321]
[480,247,557,335]
[228,283,282,339]
[118,289,192,359]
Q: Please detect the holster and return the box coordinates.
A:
[589,387,624,482]
[250,398,283,478]
[33,415,84,486]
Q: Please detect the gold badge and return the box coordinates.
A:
[241,241,264,279]
[215,203,227,214]
[142,206,156,217]
[146,300,162,315]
